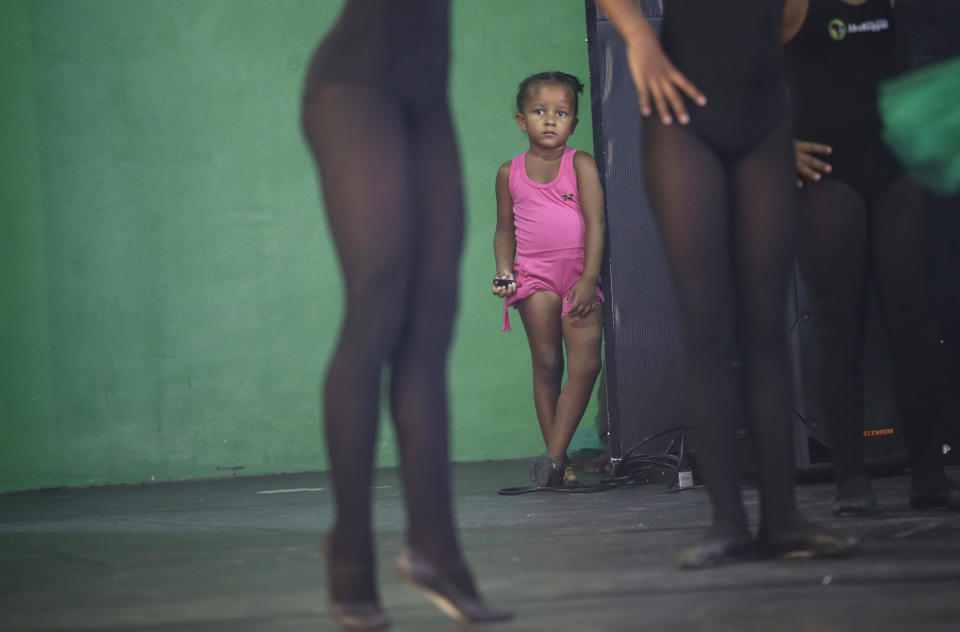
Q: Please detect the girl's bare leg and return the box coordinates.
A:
[547,309,603,466]
[518,291,564,447]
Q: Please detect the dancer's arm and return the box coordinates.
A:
[781,0,834,187]
[567,151,605,318]
[493,162,518,298]
[594,0,706,125]
[782,0,808,43]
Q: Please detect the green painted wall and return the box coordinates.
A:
[0,0,600,492]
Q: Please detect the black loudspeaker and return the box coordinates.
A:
[584,0,911,472]
[585,1,686,464]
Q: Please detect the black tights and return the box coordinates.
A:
[643,117,802,537]
[302,84,469,601]
[797,174,947,488]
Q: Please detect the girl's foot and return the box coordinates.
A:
[396,550,513,623]
[832,475,878,517]
[676,526,755,570]
[910,472,960,510]
[326,538,391,631]
[759,518,856,560]
[561,455,579,486]
[529,454,563,487]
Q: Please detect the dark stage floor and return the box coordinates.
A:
[1,462,959,631]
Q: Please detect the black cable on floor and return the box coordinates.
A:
[498,480,625,495]
[499,426,699,495]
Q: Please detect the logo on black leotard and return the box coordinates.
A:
[828,17,888,41]
[828,18,847,41]
[562,193,574,201]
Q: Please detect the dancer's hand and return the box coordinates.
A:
[492,273,517,298]
[794,140,832,187]
[622,24,706,125]
[566,279,597,318]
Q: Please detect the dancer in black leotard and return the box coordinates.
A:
[302,1,512,628]
[784,0,960,516]
[596,0,852,568]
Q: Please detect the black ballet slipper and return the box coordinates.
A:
[329,601,392,631]
[832,475,878,517]
[326,538,391,631]
[529,454,562,487]
[396,550,513,623]
[760,525,856,560]
[676,535,756,570]
[910,473,960,511]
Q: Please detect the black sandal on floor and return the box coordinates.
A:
[529,454,562,487]
[560,455,579,486]
[396,550,513,623]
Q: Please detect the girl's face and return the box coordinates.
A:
[515,82,578,150]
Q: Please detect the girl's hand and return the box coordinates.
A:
[492,273,517,298]
[623,28,706,125]
[795,140,832,187]
[566,279,597,318]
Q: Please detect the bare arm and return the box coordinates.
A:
[566,151,606,317]
[594,0,706,124]
[492,162,517,298]
[574,151,605,286]
[782,0,809,43]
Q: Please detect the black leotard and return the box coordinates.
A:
[660,0,788,160]
[785,0,903,199]
[304,0,449,109]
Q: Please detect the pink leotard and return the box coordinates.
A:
[502,146,603,331]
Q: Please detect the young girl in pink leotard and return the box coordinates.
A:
[492,71,606,488]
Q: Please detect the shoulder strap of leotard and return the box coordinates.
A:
[508,151,526,196]
[559,146,579,192]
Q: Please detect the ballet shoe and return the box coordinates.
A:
[396,549,513,623]
[760,524,856,560]
[832,476,878,517]
[326,538,391,631]
[329,601,392,631]
[529,454,562,487]
[910,473,960,510]
[676,535,756,570]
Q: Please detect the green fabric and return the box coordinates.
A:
[879,55,960,195]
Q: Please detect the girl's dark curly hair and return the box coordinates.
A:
[516,71,585,115]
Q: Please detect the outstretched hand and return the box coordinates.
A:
[623,29,707,125]
[565,279,597,319]
[794,140,832,187]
